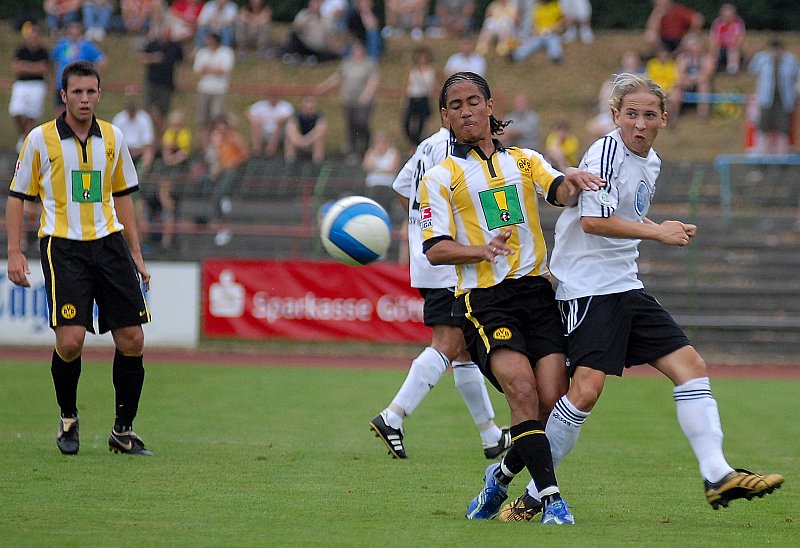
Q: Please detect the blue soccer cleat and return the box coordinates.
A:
[541,497,575,525]
[466,463,509,519]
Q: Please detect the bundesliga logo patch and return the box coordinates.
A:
[420,206,433,229]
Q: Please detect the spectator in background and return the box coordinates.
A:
[363,131,402,225]
[121,0,164,37]
[246,90,295,158]
[316,42,380,163]
[194,0,238,50]
[383,0,428,41]
[51,21,107,117]
[748,39,800,155]
[403,47,438,147]
[475,0,520,57]
[444,38,486,77]
[284,95,328,165]
[673,33,716,122]
[44,0,81,37]
[235,0,273,60]
[501,92,541,150]
[112,91,157,178]
[193,32,235,148]
[346,0,384,60]
[645,44,679,118]
[430,0,475,38]
[9,22,50,154]
[165,0,204,43]
[82,0,115,42]
[201,114,249,246]
[150,110,192,252]
[559,0,593,44]
[709,3,745,75]
[510,0,564,64]
[282,0,342,64]
[545,119,579,172]
[644,0,703,55]
[140,23,185,138]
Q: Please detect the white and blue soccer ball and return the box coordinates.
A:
[320,196,392,266]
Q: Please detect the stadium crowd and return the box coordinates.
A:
[9,1,799,252]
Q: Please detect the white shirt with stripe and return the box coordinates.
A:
[420,141,564,294]
[10,116,139,241]
[551,128,661,300]
[392,127,457,289]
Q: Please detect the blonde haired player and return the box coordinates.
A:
[489,73,784,520]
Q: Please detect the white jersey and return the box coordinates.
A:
[392,127,456,288]
[550,129,661,300]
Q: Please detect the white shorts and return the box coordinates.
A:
[559,0,592,20]
[9,80,47,119]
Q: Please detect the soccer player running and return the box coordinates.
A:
[505,72,782,513]
[369,113,512,461]
[420,71,603,525]
[6,61,154,457]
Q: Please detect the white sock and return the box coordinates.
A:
[674,377,734,483]
[452,361,496,426]
[526,396,589,500]
[388,347,448,424]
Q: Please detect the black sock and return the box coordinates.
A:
[510,419,558,496]
[112,350,145,430]
[495,445,525,485]
[51,350,81,417]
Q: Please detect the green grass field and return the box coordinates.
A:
[1,357,796,546]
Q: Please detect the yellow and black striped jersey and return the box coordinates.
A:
[9,114,139,241]
[420,140,564,294]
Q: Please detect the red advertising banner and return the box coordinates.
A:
[203,259,430,343]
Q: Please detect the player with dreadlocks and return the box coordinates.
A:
[419,71,603,524]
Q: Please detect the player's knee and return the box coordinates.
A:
[113,327,145,355]
[567,376,602,412]
[56,340,83,362]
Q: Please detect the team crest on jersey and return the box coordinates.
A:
[634,181,651,216]
[61,304,77,320]
[420,206,433,229]
[106,147,115,161]
[493,327,512,341]
[516,158,531,173]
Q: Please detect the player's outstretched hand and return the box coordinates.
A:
[485,228,514,262]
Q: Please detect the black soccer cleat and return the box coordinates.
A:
[108,429,154,456]
[483,427,512,459]
[57,416,80,455]
[369,414,407,459]
[705,468,783,509]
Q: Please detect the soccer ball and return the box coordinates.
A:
[320,196,392,265]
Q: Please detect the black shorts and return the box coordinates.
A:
[558,289,690,377]
[453,276,565,392]
[419,287,461,327]
[40,232,151,334]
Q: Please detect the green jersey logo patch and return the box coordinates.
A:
[71,170,102,203]
[479,185,524,230]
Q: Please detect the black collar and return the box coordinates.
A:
[56,112,103,141]
[451,138,505,160]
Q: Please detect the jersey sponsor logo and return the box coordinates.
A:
[71,170,102,202]
[479,185,525,230]
[493,327,512,340]
[635,180,650,216]
[61,304,77,320]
